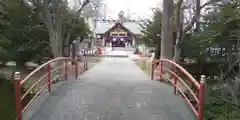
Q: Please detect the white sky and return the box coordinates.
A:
[103,0,161,20]
[104,0,208,20]
[69,0,209,20]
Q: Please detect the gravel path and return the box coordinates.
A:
[26,57,196,120]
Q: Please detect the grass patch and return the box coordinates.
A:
[0,80,16,120]
[134,59,152,75]
[0,81,36,120]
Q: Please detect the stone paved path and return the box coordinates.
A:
[27,57,195,120]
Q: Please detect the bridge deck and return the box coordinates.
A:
[25,57,195,120]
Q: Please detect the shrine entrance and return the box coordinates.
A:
[111,37,130,47]
[112,40,125,47]
[96,22,136,48]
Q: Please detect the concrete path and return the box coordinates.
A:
[27,57,196,120]
[104,47,128,57]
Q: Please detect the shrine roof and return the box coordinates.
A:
[94,20,142,35]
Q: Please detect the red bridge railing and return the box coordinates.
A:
[13,57,88,120]
[151,59,205,120]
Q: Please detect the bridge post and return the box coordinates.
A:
[86,62,88,70]
[84,62,88,71]
[47,63,52,92]
[71,41,76,66]
[141,59,146,70]
[72,41,79,79]
[72,41,76,60]
[151,62,155,80]
[159,61,164,81]
[65,60,68,81]
[84,62,86,70]
[14,72,23,120]
[74,60,78,79]
[75,60,79,80]
[198,75,205,120]
[173,67,178,95]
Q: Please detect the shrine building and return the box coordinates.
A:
[94,20,141,47]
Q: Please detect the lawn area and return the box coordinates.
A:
[134,59,153,76]
[0,80,16,120]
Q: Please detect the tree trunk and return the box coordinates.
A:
[173,46,181,61]
[63,31,71,56]
[173,0,183,62]
[160,0,174,80]
[173,27,184,61]
[161,0,174,60]
[195,0,201,32]
[155,40,161,60]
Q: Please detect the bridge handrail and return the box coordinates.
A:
[160,59,200,88]
[13,57,88,120]
[163,68,199,103]
[161,68,198,115]
[21,57,71,84]
[21,65,64,101]
[151,59,205,120]
[22,71,65,113]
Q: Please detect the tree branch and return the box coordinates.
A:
[176,0,183,30]
[183,0,221,34]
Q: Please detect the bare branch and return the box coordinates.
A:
[176,0,183,30]
[200,0,219,10]
[183,0,221,34]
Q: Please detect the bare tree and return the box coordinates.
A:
[195,0,201,32]
[161,0,174,59]
[172,0,220,62]
[82,0,102,19]
[24,0,101,58]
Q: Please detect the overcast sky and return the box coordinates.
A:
[103,0,161,19]
[69,0,209,20]
[103,0,209,20]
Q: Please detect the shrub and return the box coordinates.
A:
[0,73,6,87]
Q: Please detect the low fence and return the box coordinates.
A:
[81,48,96,56]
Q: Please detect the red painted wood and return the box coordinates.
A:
[198,76,205,120]
[15,57,75,116]
[65,60,68,81]
[75,60,79,79]
[151,59,205,120]
[14,72,23,120]
[47,63,52,92]
[173,67,178,95]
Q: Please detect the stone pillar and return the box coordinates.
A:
[75,39,80,55]
[102,36,105,47]
[132,36,136,47]
[90,36,94,49]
